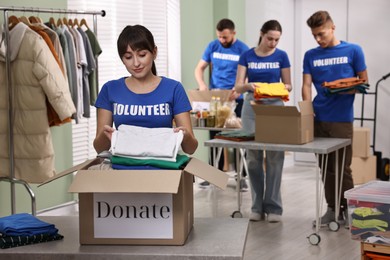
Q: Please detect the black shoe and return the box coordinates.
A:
[199,181,210,187]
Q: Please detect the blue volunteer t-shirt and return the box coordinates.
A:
[303,41,366,122]
[95,77,192,129]
[202,39,249,90]
[238,48,291,83]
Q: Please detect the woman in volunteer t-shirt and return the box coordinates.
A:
[93,25,198,155]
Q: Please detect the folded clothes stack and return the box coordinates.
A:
[215,130,255,142]
[322,77,369,95]
[0,213,63,249]
[110,125,190,170]
[349,204,390,241]
[253,82,289,102]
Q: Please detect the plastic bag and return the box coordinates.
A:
[216,101,241,128]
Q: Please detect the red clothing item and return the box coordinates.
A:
[322,77,366,89]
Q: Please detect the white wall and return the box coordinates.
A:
[245,0,390,162]
[348,0,390,159]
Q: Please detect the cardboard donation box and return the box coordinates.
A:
[40,158,228,245]
[351,155,376,185]
[187,89,232,111]
[251,100,314,144]
[352,127,371,157]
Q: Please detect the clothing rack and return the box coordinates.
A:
[0,6,105,216]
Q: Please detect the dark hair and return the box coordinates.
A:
[216,18,235,31]
[117,25,157,75]
[306,10,333,29]
[258,20,282,45]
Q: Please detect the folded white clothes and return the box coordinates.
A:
[111,125,183,162]
[365,235,390,244]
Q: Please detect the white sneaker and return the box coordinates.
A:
[239,179,248,191]
[249,212,264,221]
[268,213,282,223]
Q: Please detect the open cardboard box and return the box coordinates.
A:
[251,100,314,144]
[187,89,232,111]
[39,157,228,245]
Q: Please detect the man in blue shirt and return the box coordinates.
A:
[301,10,368,228]
[194,18,249,187]
[195,18,249,106]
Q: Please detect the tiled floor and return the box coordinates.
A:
[38,153,361,259]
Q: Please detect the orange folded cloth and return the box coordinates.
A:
[322,77,366,89]
[253,82,289,101]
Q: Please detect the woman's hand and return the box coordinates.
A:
[103,125,115,141]
[174,112,198,155]
[249,83,257,92]
[229,89,241,101]
[284,83,292,92]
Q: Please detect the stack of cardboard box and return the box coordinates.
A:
[351,127,377,184]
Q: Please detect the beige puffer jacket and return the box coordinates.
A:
[0,22,76,183]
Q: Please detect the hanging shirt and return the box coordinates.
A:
[202,39,249,91]
[95,76,192,129]
[85,29,102,106]
[303,41,367,122]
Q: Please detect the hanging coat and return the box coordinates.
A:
[0,22,76,183]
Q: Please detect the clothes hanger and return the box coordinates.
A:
[28,16,40,24]
[68,18,74,27]
[49,17,57,29]
[80,18,90,30]
[8,15,20,30]
[73,18,80,28]
[19,16,32,26]
[62,17,69,27]
[57,17,63,27]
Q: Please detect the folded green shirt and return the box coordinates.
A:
[111,154,190,170]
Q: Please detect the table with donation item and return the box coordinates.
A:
[0,216,249,260]
[204,137,351,245]
[194,127,246,188]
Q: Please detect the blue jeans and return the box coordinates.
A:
[241,93,285,215]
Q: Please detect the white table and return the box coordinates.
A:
[204,137,351,245]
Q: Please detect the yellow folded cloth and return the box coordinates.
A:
[253,82,289,101]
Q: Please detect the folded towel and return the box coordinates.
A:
[111,125,183,162]
[0,213,58,236]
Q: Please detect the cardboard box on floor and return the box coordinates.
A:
[251,100,314,144]
[39,157,228,246]
[187,89,232,111]
[352,127,371,158]
[351,155,377,185]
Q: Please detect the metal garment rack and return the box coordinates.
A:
[0,6,105,216]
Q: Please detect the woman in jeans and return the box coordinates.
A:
[233,20,292,223]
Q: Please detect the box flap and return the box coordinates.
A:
[184,158,228,190]
[187,90,232,103]
[250,102,300,116]
[68,170,182,193]
[38,159,97,187]
[298,100,314,116]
